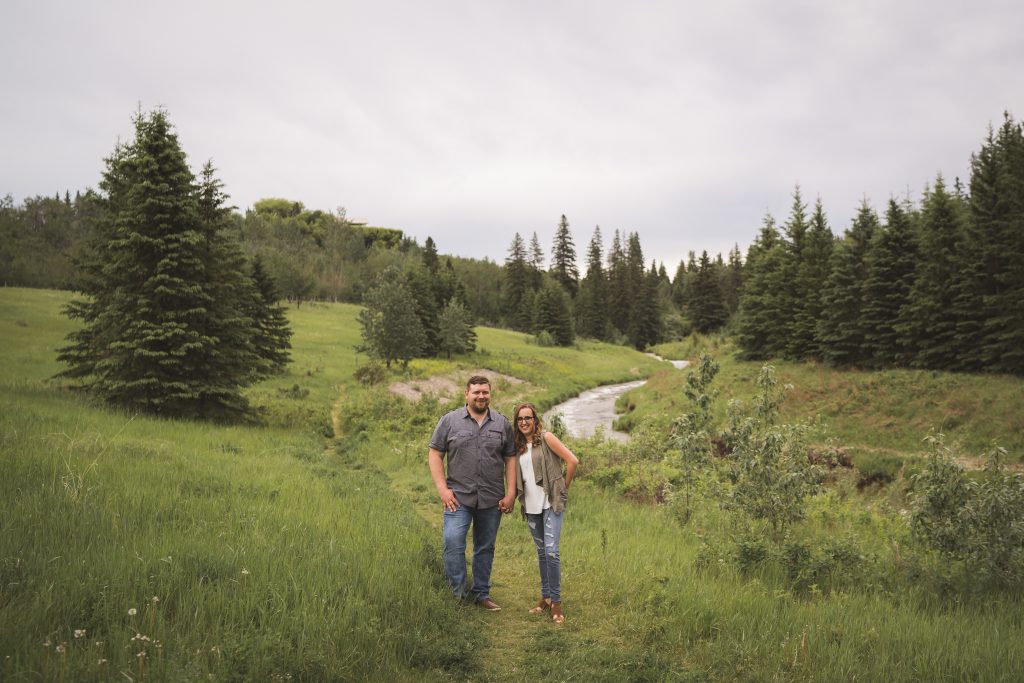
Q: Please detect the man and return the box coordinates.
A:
[428,375,517,610]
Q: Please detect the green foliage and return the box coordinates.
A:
[56,109,277,420]
[357,268,425,368]
[533,278,575,346]
[723,365,822,534]
[668,353,720,521]
[852,451,904,487]
[436,297,477,359]
[353,361,388,386]
[910,434,1024,586]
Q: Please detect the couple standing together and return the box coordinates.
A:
[427,375,579,624]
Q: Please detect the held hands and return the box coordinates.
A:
[498,494,515,514]
[440,488,460,512]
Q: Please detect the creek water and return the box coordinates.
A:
[546,357,688,442]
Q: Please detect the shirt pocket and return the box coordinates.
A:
[450,430,475,449]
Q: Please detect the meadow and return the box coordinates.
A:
[2,287,1022,682]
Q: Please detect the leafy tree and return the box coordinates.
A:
[689,250,729,333]
[437,297,477,359]
[357,268,425,368]
[723,365,821,535]
[817,200,879,366]
[549,214,579,298]
[57,109,268,419]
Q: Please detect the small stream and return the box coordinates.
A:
[547,356,688,442]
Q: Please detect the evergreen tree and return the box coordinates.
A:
[405,265,440,355]
[904,176,966,369]
[670,259,687,310]
[690,250,729,333]
[248,254,293,374]
[817,200,878,366]
[503,232,532,330]
[736,214,787,359]
[785,194,834,358]
[606,229,630,336]
[778,186,809,358]
[550,214,579,298]
[437,297,477,359]
[630,262,663,349]
[956,115,1024,373]
[722,244,744,315]
[422,236,439,272]
[57,109,268,419]
[357,268,425,368]
[861,199,920,367]
[533,277,575,346]
[576,226,610,339]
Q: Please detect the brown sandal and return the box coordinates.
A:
[528,597,551,614]
[551,602,564,624]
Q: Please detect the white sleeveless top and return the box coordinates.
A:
[518,444,550,514]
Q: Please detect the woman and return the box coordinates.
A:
[512,402,579,624]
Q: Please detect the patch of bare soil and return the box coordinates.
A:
[388,368,525,402]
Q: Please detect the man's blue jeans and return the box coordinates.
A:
[526,508,563,603]
[442,504,502,601]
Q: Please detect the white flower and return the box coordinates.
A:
[241,568,250,576]
[74,629,86,639]
[98,658,108,665]
[128,607,137,616]
[55,643,66,654]
[151,595,160,604]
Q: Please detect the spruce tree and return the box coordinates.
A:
[690,250,729,333]
[248,254,293,374]
[550,214,579,298]
[533,277,575,346]
[861,199,920,367]
[904,176,966,370]
[736,214,787,359]
[956,115,1024,373]
[576,226,610,339]
[778,186,809,358]
[405,265,440,356]
[606,230,630,337]
[722,244,744,315]
[503,233,532,330]
[422,236,439,272]
[58,109,268,419]
[817,200,878,366]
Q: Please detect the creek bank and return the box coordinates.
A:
[548,357,689,442]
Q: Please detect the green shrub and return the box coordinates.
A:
[852,451,904,487]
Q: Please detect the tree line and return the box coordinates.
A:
[736,113,1024,375]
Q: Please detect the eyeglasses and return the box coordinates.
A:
[516,416,535,423]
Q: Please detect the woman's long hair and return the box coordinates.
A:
[512,402,544,455]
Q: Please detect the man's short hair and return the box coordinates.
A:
[466,375,490,390]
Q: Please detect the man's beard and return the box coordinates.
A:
[469,398,489,415]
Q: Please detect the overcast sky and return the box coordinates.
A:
[3,1,1022,269]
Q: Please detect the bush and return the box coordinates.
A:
[354,362,388,386]
[852,451,903,488]
[910,435,1024,587]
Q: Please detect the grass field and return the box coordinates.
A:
[2,288,1023,682]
